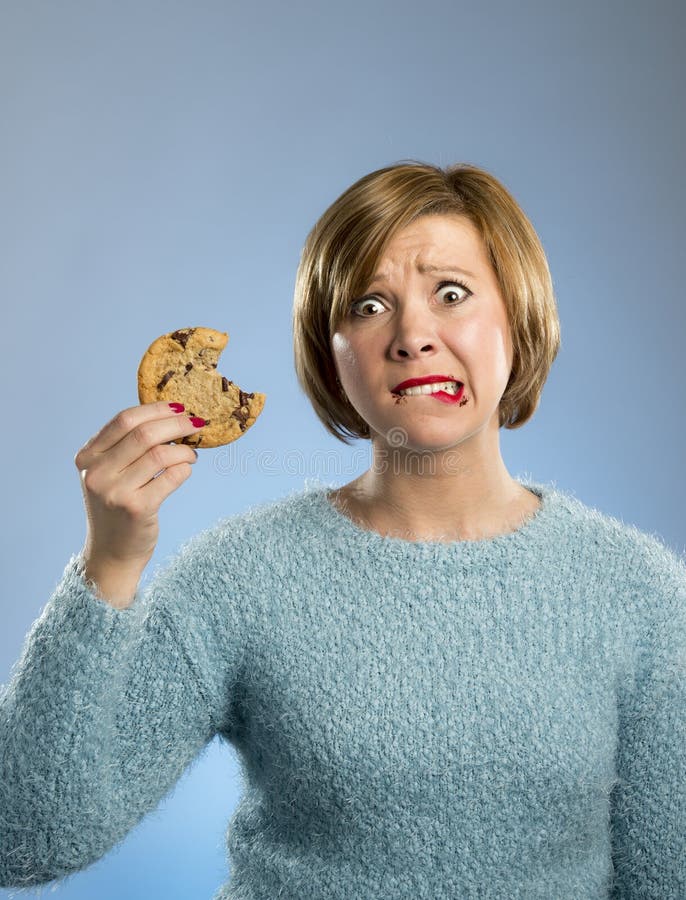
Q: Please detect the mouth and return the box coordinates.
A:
[391,375,464,397]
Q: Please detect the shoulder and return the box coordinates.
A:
[212,484,321,546]
[150,485,321,589]
[134,488,317,641]
[542,481,686,620]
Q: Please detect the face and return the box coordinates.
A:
[330,213,514,456]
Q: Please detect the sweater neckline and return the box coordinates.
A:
[306,477,558,556]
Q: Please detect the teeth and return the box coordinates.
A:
[397,380,461,396]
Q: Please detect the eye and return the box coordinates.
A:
[348,296,386,318]
[436,280,472,305]
[348,279,472,318]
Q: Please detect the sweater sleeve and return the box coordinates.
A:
[0,526,243,889]
[610,537,686,898]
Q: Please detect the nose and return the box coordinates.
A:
[388,303,438,360]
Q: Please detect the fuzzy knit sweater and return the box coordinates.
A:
[1,478,685,899]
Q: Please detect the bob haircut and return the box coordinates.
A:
[293,160,560,445]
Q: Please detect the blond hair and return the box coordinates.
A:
[292,160,561,444]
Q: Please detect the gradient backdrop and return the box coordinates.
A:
[1,1,684,898]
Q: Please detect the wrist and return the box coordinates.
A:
[79,551,148,609]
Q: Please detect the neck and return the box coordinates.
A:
[339,433,531,542]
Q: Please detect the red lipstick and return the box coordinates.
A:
[431,385,465,405]
[391,374,462,393]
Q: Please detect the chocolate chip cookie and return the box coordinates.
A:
[137,327,266,448]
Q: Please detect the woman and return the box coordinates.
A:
[1,161,684,899]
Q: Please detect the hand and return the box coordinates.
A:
[74,401,206,572]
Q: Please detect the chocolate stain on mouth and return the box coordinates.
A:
[390,391,469,406]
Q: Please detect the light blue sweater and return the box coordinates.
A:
[1,479,685,898]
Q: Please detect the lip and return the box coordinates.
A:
[391,374,463,393]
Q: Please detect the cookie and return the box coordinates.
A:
[137,327,266,448]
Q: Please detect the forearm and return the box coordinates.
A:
[0,555,139,886]
[1,531,236,889]
[81,551,148,609]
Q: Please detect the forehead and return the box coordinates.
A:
[372,213,487,276]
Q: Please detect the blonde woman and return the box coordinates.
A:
[1,161,684,899]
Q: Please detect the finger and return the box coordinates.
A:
[115,441,199,496]
[133,460,195,512]
[74,401,190,469]
[104,414,206,477]
[79,411,205,480]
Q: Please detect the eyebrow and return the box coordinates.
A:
[369,263,477,284]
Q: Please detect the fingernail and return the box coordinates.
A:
[190,417,206,428]
[169,402,185,413]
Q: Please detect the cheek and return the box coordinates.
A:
[331,333,374,385]
[331,333,355,377]
[490,327,511,366]
[463,321,511,371]
[330,332,348,360]
[495,326,514,377]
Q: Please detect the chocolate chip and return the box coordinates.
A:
[184,362,193,375]
[231,405,249,427]
[157,370,175,390]
[221,377,232,392]
[170,328,195,349]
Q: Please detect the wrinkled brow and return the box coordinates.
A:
[369,263,477,284]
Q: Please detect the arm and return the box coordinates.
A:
[0,527,244,889]
[610,538,686,898]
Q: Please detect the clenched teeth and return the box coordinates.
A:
[396,380,462,396]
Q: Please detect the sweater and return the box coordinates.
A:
[1,477,684,899]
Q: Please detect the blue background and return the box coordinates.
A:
[1,1,684,897]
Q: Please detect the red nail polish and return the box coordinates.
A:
[190,417,206,428]
[168,402,185,413]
